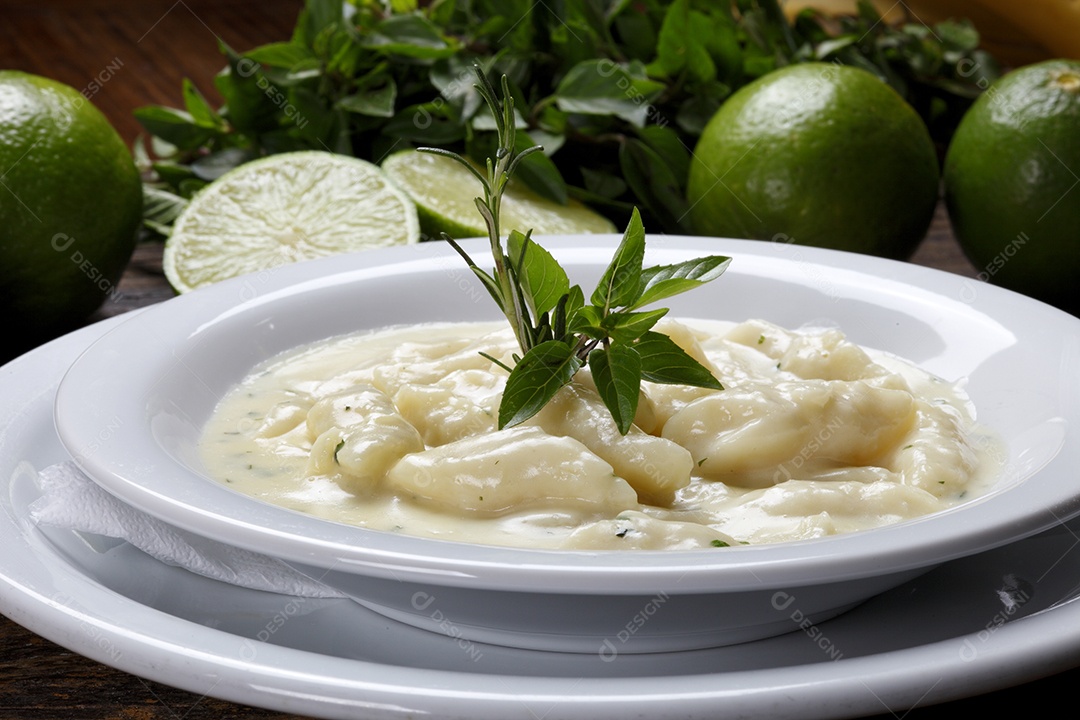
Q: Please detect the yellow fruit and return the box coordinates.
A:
[944,59,1080,313]
[687,63,939,259]
[0,71,142,342]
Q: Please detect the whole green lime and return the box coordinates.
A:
[687,63,939,259]
[0,71,142,342]
[944,59,1080,313]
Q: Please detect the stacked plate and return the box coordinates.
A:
[4,236,1080,718]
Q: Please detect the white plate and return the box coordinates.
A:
[5,304,1080,718]
[53,237,1080,652]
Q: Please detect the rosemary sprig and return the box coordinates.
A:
[420,66,731,434]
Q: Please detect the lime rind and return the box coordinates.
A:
[163,151,419,293]
[381,150,616,240]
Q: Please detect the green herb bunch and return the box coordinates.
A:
[136,0,998,237]
[427,67,728,434]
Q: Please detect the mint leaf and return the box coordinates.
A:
[499,341,583,429]
[243,41,315,68]
[567,304,606,340]
[602,308,669,342]
[554,59,665,127]
[591,207,645,310]
[508,230,570,319]
[361,14,456,59]
[635,331,723,389]
[631,255,731,309]
[337,79,398,118]
[589,344,642,435]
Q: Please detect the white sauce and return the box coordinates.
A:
[199,319,998,550]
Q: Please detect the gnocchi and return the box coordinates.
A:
[199,319,996,549]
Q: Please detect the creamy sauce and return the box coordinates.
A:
[199,319,998,549]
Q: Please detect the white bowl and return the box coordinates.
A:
[55,236,1080,654]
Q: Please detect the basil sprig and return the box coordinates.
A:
[423,68,728,434]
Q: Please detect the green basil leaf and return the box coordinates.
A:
[133,106,216,152]
[430,56,483,120]
[382,102,465,144]
[589,344,642,435]
[507,230,570,318]
[182,79,223,128]
[499,341,582,428]
[361,14,456,59]
[580,167,628,199]
[631,255,731,309]
[636,125,691,191]
[554,285,586,342]
[635,331,723,389]
[297,0,342,47]
[591,207,645,310]
[337,79,397,118]
[602,308,668,342]
[567,304,606,339]
[214,42,280,136]
[244,42,315,68]
[676,87,728,136]
[656,0,716,83]
[554,59,665,128]
[618,138,693,233]
[150,161,197,191]
[512,131,568,205]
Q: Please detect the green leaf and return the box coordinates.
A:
[553,59,665,127]
[507,230,570,319]
[580,167,627,199]
[631,255,731,309]
[655,0,716,83]
[676,86,728,136]
[567,304,606,339]
[297,0,342,47]
[383,102,465,144]
[635,331,723,389]
[511,131,568,205]
[214,41,280,136]
[602,308,668,342]
[182,79,223,128]
[499,341,583,428]
[636,125,691,191]
[337,79,397,118]
[190,148,256,181]
[132,106,216,152]
[430,56,483,119]
[141,186,188,236]
[244,41,315,68]
[553,285,585,341]
[150,161,197,191]
[589,344,642,435]
[591,207,645,310]
[619,138,694,233]
[361,14,456,59]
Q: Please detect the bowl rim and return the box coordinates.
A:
[54,235,1080,594]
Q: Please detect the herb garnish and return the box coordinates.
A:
[420,67,728,434]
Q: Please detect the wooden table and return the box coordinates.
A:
[3,2,1078,718]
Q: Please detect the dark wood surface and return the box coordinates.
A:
[2,2,1078,718]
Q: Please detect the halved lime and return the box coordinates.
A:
[381,150,616,240]
[163,151,419,293]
